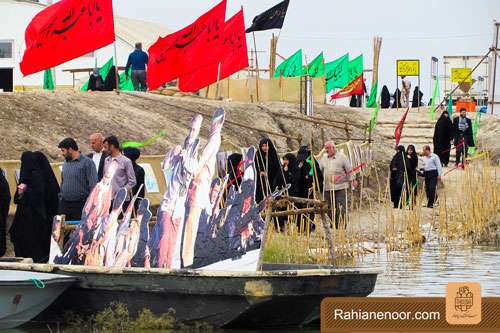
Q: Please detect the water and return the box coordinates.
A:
[7,242,500,332]
[357,241,500,296]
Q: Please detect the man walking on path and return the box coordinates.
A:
[58,138,98,221]
[125,42,149,92]
[422,145,442,208]
[319,141,358,229]
[453,108,475,167]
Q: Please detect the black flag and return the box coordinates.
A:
[245,0,289,33]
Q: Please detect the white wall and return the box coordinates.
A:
[0,1,133,88]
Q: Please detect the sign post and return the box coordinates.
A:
[397,59,420,112]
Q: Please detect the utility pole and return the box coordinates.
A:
[490,20,499,114]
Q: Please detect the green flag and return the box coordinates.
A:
[369,96,381,132]
[119,68,134,91]
[122,130,167,148]
[304,52,324,77]
[81,57,114,91]
[43,69,55,90]
[447,96,453,117]
[347,54,363,83]
[366,81,378,107]
[429,78,440,120]
[325,53,349,93]
[274,49,303,78]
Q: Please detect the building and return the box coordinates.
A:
[0,0,171,91]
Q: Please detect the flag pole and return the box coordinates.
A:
[113,40,120,94]
[215,62,222,99]
[252,32,260,102]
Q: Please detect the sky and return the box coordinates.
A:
[72,0,500,99]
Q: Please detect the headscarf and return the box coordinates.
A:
[123,147,141,165]
[433,110,454,146]
[32,151,60,218]
[390,145,407,173]
[406,144,418,175]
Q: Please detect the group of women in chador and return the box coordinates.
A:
[389,145,418,209]
[8,151,60,263]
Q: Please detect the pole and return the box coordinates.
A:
[113,41,120,94]
[215,62,222,99]
[490,20,499,114]
[252,32,260,102]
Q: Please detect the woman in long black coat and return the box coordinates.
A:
[0,171,10,257]
[295,146,323,199]
[254,138,284,203]
[282,153,299,197]
[406,145,419,207]
[381,85,391,108]
[390,146,407,209]
[10,151,59,263]
[433,111,454,167]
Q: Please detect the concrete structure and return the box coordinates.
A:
[0,0,170,91]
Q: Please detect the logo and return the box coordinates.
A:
[455,286,474,312]
[446,282,481,325]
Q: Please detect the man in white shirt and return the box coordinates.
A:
[422,145,443,208]
[88,133,108,181]
[319,141,358,229]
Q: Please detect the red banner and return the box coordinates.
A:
[330,74,364,100]
[394,107,410,147]
[147,0,227,91]
[179,9,249,92]
[20,0,115,76]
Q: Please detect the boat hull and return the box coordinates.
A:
[0,270,75,329]
[0,262,379,328]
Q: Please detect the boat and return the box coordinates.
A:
[0,262,380,328]
[0,269,76,329]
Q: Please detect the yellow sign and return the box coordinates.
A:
[451,68,472,83]
[397,60,420,76]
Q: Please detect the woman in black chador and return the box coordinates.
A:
[254,138,284,203]
[406,145,419,207]
[411,87,424,107]
[381,85,391,108]
[282,153,299,197]
[389,146,408,209]
[0,170,11,257]
[392,88,402,108]
[433,110,454,167]
[10,151,60,263]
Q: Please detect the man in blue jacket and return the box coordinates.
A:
[125,42,149,92]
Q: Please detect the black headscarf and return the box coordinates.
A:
[227,153,243,188]
[254,138,284,202]
[123,147,145,199]
[381,85,390,108]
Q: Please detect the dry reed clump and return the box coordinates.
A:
[59,302,213,333]
[441,159,500,245]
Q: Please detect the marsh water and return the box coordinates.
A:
[9,241,500,333]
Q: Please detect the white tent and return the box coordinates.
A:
[0,0,171,91]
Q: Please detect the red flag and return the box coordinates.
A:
[330,74,364,100]
[20,0,115,76]
[394,107,410,147]
[147,0,227,91]
[179,9,249,92]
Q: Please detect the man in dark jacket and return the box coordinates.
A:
[125,42,149,92]
[453,108,475,167]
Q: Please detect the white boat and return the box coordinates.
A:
[0,270,76,329]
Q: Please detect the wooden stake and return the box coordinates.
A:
[252,32,260,101]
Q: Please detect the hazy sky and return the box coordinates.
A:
[115,0,499,98]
